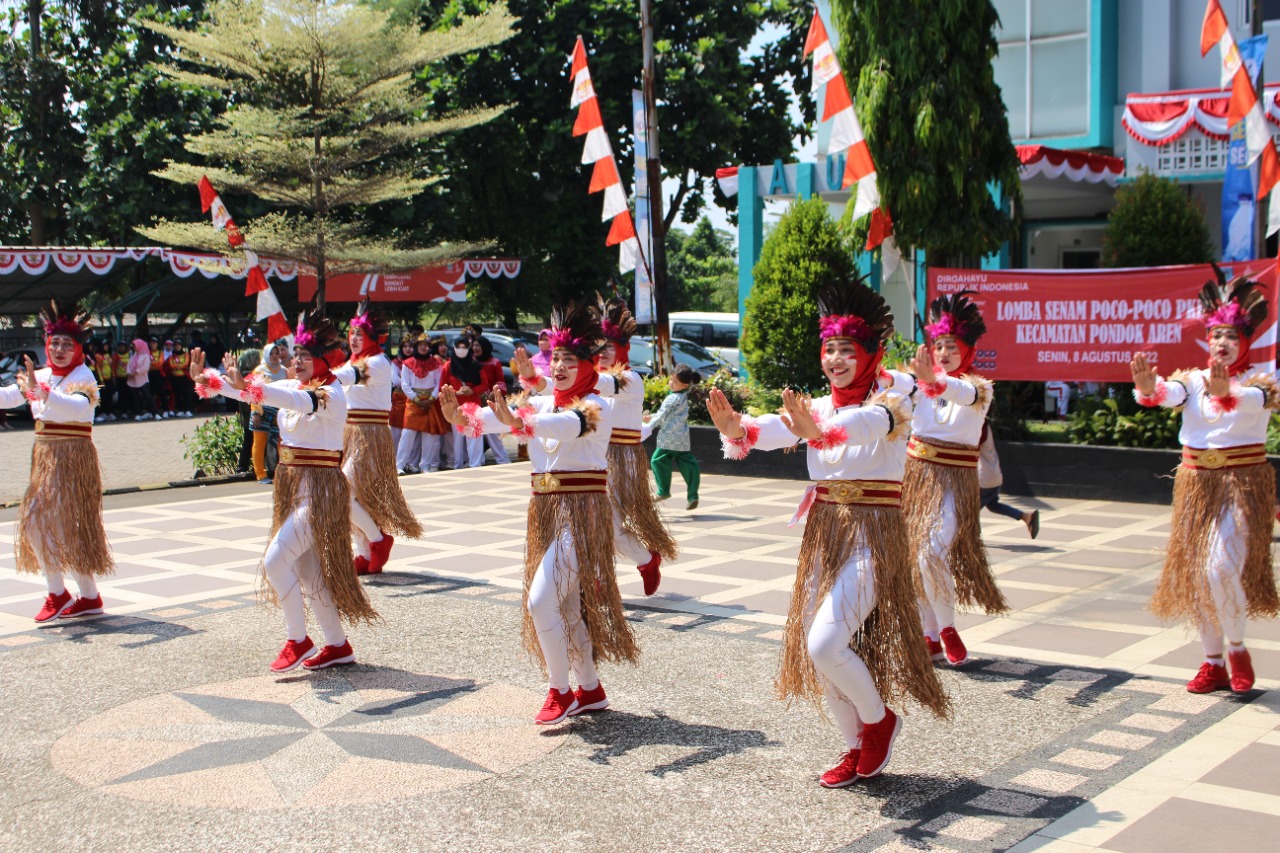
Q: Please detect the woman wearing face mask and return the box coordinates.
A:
[903,293,1008,669]
[397,335,446,474]
[192,308,378,673]
[2,300,115,623]
[472,335,511,464]
[441,334,489,468]
[706,277,949,787]
[1132,275,1280,695]
[441,300,635,725]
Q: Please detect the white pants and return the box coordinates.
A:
[612,504,652,566]
[396,430,443,471]
[486,433,510,464]
[526,532,600,693]
[262,496,346,647]
[1200,506,1249,657]
[803,549,886,748]
[391,426,402,449]
[917,491,958,640]
[342,458,384,559]
[30,516,100,598]
[452,432,486,469]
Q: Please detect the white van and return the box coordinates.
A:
[668,312,739,367]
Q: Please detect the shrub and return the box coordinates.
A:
[1103,172,1214,267]
[182,415,245,477]
[643,369,750,425]
[741,198,860,390]
[1067,395,1180,448]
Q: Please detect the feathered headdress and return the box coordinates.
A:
[816,274,895,351]
[40,298,93,343]
[548,299,604,360]
[1200,270,1268,338]
[294,306,343,359]
[597,293,637,345]
[350,297,389,340]
[925,291,986,346]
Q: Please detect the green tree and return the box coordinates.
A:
[137,0,516,308]
[829,0,1022,262]
[382,0,807,326]
[666,216,737,312]
[1102,172,1214,267]
[741,198,859,390]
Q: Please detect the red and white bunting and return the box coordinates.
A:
[803,11,890,249]
[569,37,640,273]
[197,175,291,334]
[1201,2,1280,235]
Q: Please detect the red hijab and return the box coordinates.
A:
[46,340,84,378]
[827,339,884,408]
[553,356,599,408]
[937,338,976,378]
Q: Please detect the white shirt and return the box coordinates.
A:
[335,353,392,412]
[476,393,614,473]
[910,373,991,446]
[1140,367,1275,448]
[0,364,98,423]
[592,369,644,430]
[214,377,348,452]
[400,363,442,401]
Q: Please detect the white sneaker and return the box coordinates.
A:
[106,414,117,422]
[94,415,106,424]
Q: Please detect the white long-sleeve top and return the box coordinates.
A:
[910,372,992,446]
[470,393,614,473]
[212,376,348,452]
[732,372,913,482]
[335,353,392,411]
[0,364,98,423]
[400,364,442,402]
[391,359,403,390]
[592,369,643,431]
[1135,366,1278,448]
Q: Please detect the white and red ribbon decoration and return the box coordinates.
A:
[803,11,891,250]
[197,175,292,341]
[569,37,640,274]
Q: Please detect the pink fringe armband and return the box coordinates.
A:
[1208,391,1239,415]
[511,405,537,443]
[1134,379,1167,408]
[517,374,542,392]
[721,415,760,460]
[195,369,224,400]
[806,412,849,451]
[919,378,948,398]
[239,375,265,405]
[455,401,484,438]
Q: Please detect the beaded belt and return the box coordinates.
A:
[907,436,979,468]
[278,446,343,468]
[609,428,642,445]
[1181,444,1266,470]
[34,420,92,440]
[814,480,902,507]
[530,470,608,495]
[346,409,389,425]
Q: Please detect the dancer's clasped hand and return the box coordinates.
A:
[780,388,821,440]
[707,388,744,439]
[910,345,936,384]
[1129,352,1157,396]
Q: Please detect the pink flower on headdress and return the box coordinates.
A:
[819,315,871,342]
[350,313,376,335]
[548,328,589,351]
[43,317,83,339]
[925,314,967,340]
[601,318,625,343]
[1205,302,1248,332]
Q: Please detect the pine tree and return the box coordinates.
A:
[136,0,515,308]
[829,0,1022,263]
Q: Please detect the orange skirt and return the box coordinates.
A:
[404,397,449,434]
[390,389,407,429]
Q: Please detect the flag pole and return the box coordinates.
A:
[640,0,670,375]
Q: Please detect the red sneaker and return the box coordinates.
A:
[534,688,579,725]
[354,555,370,576]
[1228,649,1255,694]
[367,533,394,574]
[270,638,317,673]
[1186,661,1230,694]
[819,747,861,788]
[855,708,901,779]
[35,590,74,624]
[569,682,609,716]
[59,595,104,619]
[638,551,661,596]
[302,640,356,670]
[924,636,945,663]
[940,626,969,666]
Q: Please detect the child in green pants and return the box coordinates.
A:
[644,363,702,510]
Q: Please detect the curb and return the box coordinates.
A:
[2,472,255,509]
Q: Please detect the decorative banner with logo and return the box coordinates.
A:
[631,89,655,324]
[1221,34,1267,262]
[296,260,521,303]
[927,262,1279,381]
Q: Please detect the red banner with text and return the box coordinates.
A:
[927,262,1279,381]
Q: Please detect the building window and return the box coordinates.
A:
[1153,135,1230,178]
[994,0,1091,141]
[1248,0,1280,23]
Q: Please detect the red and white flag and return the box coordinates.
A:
[569,37,640,273]
[803,11,891,249]
[1201,0,1242,89]
[197,175,291,339]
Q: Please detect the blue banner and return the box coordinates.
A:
[1222,34,1267,262]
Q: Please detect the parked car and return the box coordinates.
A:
[0,349,43,413]
[628,337,735,379]
[669,312,739,367]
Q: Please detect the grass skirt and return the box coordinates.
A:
[266,465,379,626]
[343,422,424,538]
[1152,464,1279,627]
[903,454,1009,615]
[16,438,114,577]
[779,501,951,719]
[607,442,679,561]
[522,492,640,669]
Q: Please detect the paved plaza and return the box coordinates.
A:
[2,463,1279,851]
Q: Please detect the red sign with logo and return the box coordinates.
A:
[298,265,469,303]
[927,261,1279,381]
